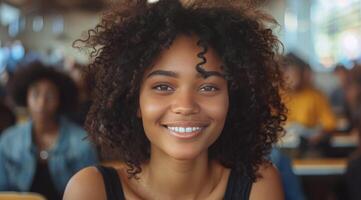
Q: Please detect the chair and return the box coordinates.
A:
[0,192,46,200]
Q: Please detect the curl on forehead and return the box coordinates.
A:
[195,39,225,79]
[143,34,225,79]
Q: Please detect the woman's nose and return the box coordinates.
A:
[170,90,200,115]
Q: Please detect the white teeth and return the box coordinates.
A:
[167,126,202,133]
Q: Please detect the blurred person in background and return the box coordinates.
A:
[0,100,16,135]
[344,64,361,200]
[330,64,352,131]
[0,61,98,200]
[282,53,337,152]
[345,64,361,135]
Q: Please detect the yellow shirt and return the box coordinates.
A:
[284,88,337,131]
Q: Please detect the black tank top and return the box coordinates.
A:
[30,161,62,200]
[96,165,252,200]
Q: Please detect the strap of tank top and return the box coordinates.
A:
[96,165,125,200]
[224,169,252,200]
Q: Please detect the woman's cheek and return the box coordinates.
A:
[139,92,169,120]
[201,93,229,122]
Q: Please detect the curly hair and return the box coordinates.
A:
[8,61,78,114]
[76,0,287,181]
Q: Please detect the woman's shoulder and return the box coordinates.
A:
[1,121,30,139]
[63,166,107,200]
[0,121,31,151]
[249,163,284,200]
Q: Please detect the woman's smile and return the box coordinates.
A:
[161,121,210,139]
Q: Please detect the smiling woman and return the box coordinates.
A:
[64,0,287,199]
[139,35,229,161]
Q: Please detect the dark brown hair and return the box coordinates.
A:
[76,0,286,181]
[8,61,78,114]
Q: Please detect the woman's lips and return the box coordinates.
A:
[166,126,204,139]
[162,122,209,139]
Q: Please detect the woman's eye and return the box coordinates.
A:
[153,84,173,92]
[45,92,56,100]
[200,85,218,92]
[30,90,39,98]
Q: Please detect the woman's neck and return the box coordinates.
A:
[32,118,60,151]
[135,148,222,199]
[33,118,59,135]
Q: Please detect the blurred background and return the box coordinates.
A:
[0,0,360,200]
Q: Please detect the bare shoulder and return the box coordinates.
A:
[63,166,106,200]
[249,163,284,200]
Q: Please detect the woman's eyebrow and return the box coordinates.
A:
[146,70,178,78]
[146,69,225,79]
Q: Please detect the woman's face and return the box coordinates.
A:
[139,35,229,160]
[27,79,60,122]
[284,65,302,90]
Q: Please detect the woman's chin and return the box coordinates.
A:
[163,147,207,161]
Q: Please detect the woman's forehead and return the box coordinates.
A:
[29,79,57,90]
[149,35,223,72]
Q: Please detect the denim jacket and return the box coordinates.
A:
[0,117,98,192]
[270,148,305,200]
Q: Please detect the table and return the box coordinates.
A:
[278,132,358,148]
[292,158,347,176]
